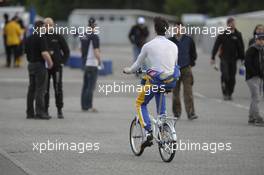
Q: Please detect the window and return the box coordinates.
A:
[99,16,104,21]
[120,16,125,21]
[109,16,115,21]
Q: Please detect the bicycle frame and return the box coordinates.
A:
[129,70,179,161]
[150,114,177,143]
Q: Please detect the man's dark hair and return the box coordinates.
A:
[3,13,9,20]
[11,15,18,21]
[227,17,235,24]
[154,17,169,36]
[175,21,183,26]
[34,20,44,28]
[88,17,96,27]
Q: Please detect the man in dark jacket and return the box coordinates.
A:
[44,18,70,119]
[169,22,198,120]
[3,13,11,67]
[25,20,53,119]
[245,33,264,126]
[128,17,149,62]
[211,17,245,100]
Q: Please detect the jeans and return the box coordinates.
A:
[81,66,98,110]
[247,77,262,119]
[172,66,195,116]
[45,66,63,111]
[26,62,47,116]
[220,59,237,97]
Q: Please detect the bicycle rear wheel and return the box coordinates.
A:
[158,123,176,162]
[129,117,144,156]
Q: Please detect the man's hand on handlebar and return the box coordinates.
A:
[123,67,132,74]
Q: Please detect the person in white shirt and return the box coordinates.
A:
[123,17,178,149]
[81,18,101,112]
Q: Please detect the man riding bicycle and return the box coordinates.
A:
[123,17,179,150]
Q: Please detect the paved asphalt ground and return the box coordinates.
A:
[0,45,263,175]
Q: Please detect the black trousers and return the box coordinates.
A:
[6,45,19,67]
[220,59,237,96]
[26,62,47,116]
[45,66,63,111]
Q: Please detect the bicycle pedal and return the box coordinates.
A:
[141,140,153,150]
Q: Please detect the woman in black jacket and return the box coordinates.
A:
[248,24,264,47]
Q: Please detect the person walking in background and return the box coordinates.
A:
[128,17,149,63]
[248,24,264,47]
[211,17,245,100]
[3,15,23,68]
[25,21,53,120]
[248,24,264,97]
[44,18,70,119]
[245,33,264,126]
[80,18,101,112]
[2,13,11,67]
[16,15,26,67]
[169,22,198,120]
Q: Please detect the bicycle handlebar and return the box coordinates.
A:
[123,68,146,75]
[135,69,146,74]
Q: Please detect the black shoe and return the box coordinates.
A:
[57,109,64,119]
[188,114,198,120]
[141,131,153,151]
[26,115,35,119]
[228,96,233,101]
[255,118,264,126]
[35,114,51,120]
[174,113,181,120]
[45,110,50,116]
[248,118,256,124]
[223,95,229,101]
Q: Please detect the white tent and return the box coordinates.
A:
[68,9,177,48]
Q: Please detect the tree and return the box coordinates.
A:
[164,0,197,16]
[8,0,263,20]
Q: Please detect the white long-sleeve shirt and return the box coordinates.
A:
[130,35,178,78]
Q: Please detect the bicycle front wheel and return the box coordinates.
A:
[158,123,176,162]
[129,117,144,156]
